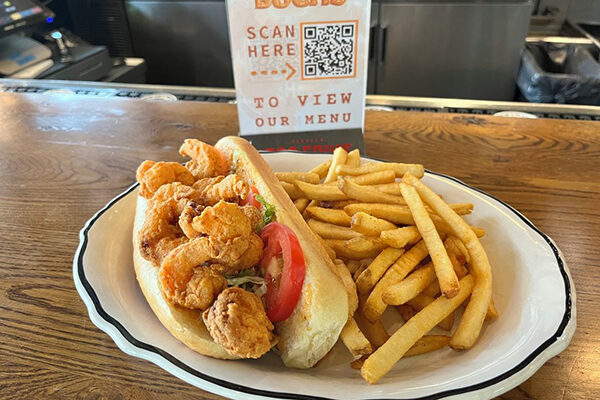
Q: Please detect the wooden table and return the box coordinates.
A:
[0,92,597,400]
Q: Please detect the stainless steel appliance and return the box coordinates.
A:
[370,1,532,100]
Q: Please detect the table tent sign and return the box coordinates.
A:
[227,0,371,152]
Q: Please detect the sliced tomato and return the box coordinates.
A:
[259,222,306,323]
[241,185,262,209]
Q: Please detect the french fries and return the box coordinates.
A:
[400,183,459,298]
[308,219,361,240]
[351,212,397,236]
[362,240,430,322]
[281,149,497,383]
[404,335,450,357]
[403,174,493,350]
[336,162,425,178]
[361,275,475,384]
[276,171,320,184]
[280,181,304,200]
[306,206,352,226]
[338,178,407,205]
[380,226,421,248]
[344,203,473,228]
[355,248,405,294]
[293,198,310,213]
[296,180,348,201]
[327,237,387,260]
[382,262,437,305]
[341,318,372,357]
[310,159,332,179]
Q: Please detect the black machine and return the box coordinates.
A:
[0,0,54,39]
[0,0,145,82]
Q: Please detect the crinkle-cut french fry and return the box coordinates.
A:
[295,180,348,201]
[351,212,397,236]
[338,178,407,204]
[306,206,352,226]
[308,219,361,240]
[280,181,304,200]
[361,274,475,384]
[336,162,425,178]
[382,262,437,306]
[407,294,455,331]
[309,159,332,180]
[380,226,422,249]
[362,240,430,322]
[276,171,320,184]
[404,335,450,357]
[401,183,459,298]
[293,198,310,213]
[340,318,373,357]
[403,173,493,350]
[356,248,405,294]
[346,149,361,167]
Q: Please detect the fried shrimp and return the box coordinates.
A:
[228,233,263,274]
[203,287,276,358]
[138,200,187,265]
[136,161,196,199]
[191,200,252,263]
[198,174,249,205]
[159,237,228,310]
[179,200,205,239]
[139,183,202,265]
[180,139,229,179]
[151,182,201,213]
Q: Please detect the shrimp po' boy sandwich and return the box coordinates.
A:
[133,136,348,368]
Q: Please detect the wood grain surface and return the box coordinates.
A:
[0,92,598,400]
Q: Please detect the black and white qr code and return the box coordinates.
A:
[301,21,357,79]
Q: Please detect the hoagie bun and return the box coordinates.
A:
[133,136,348,368]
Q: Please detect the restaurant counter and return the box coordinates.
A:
[2,78,600,121]
[0,81,598,400]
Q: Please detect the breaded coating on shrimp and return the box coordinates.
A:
[203,287,276,358]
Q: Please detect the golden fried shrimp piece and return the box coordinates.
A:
[191,200,252,263]
[192,176,225,192]
[138,200,187,265]
[151,182,202,214]
[227,233,263,274]
[179,139,229,179]
[179,200,205,239]
[159,237,228,310]
[199,174,249,206]
[203,287,276,359]
[240,205,263,231]
[137,161,195,199]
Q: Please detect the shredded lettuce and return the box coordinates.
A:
[255,194,276,225]
[225,269,267,297]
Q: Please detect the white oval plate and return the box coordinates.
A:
[73,152,576,400]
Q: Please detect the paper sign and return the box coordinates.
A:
[226,0,370,151]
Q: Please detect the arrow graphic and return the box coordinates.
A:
[286,63,296,80]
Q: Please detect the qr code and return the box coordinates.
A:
[301,21,357,79]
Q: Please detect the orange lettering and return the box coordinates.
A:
[259,26,269,39]
[341,92,352,103]
[255,0,271,8]
[327,93,336,104]
[305,115,314,124]
[272,0,291,8]
[247,27,256,39]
